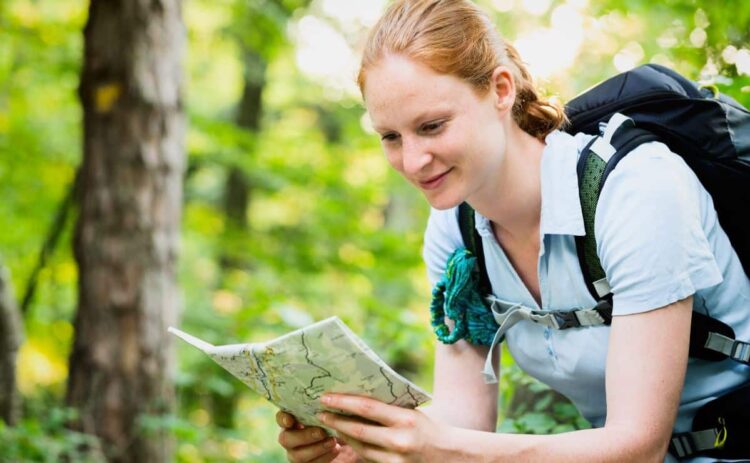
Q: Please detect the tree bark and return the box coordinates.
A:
[0,260,23,426]
[66,1,185,462]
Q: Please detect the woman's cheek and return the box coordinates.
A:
[384,148,403,173]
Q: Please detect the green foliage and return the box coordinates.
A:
[3,0,749,460]
[226,0,309,61]
[0,0,82,303]
[0,407,104,462]
[498,363,591,435]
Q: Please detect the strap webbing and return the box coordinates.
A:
[704,332,750,364]
[480,296,613,383]
[669,428,722,458]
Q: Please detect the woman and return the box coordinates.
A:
[276,0,750,461]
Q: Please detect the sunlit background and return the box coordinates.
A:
[2,0,749,461]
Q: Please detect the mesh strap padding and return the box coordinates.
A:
[579,148,608,285]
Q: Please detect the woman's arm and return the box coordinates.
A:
[422,340,499,432]
[419,207,500,429]
[451,295,693,462]
[318,296,692,463]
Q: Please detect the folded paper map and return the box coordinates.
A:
[168,316,431,431]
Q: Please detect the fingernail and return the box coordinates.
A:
[321,395,331,405]
[283,416,292,427]
[317,412,327,423]
[313,429,325,439]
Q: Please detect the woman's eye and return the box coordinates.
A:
[381,133,399,142]
[421,121,444,133]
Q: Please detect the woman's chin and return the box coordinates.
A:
[423,191,464,210]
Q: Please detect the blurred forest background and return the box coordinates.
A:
[0,0,748,461]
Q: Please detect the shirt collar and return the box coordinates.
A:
[539,130,593,237]
[472,130,593,238]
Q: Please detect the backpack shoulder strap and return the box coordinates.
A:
[575,117,660,302]
[575,118,750,367]
[457,202,492,297]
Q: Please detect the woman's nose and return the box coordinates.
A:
[401,138,432,175]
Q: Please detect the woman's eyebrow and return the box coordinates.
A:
[372,123,393,133]
[410,109,451,125]
[371,108,452,133]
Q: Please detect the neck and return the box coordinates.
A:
[469,123,545,241]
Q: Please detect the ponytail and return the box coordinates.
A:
[505,42,568,139]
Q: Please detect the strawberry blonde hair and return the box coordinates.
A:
[357,0,567,139]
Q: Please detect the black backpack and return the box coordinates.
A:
[457,64,750,459]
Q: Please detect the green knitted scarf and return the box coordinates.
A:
[429,248,499,345]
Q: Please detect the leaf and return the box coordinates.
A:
[516,412,557,434]
[533,392,554,411]
[552,423,577,434]
[552,402,581,421]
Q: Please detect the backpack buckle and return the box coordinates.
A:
[731,340,750,364]
[553,311,580,329]
[593,300,613,324]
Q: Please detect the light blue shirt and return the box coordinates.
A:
[422,129,750,462]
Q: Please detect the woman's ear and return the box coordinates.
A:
[490,66,516,114]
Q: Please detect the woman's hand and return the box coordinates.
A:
[316,394,461,463]
[276,411,361,463]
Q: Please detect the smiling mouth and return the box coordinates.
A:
[418,169,452,190]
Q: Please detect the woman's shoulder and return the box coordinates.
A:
[594,138,715,245]
[559,126,697,180]
[598,139,710,214]
[616,139,695,173]
[422,206,465,285]
[593,140,724,314]
[423,206,464,252]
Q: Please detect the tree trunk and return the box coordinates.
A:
[66,1,185,462]
[0,260,23,425]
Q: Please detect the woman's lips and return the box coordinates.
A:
[418,169,452,190]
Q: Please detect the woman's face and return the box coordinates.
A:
[364,54,508,210]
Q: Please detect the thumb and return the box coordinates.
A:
[275,411,298,429]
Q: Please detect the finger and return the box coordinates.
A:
[309,454,337,463]
[333,442,361,462]
[338,434,390,463]
[279,426,329,450]
[336,433,364,453]
[308,445,341,463]
[355,444,394,463]
[321,394,404,427]
[276,411,297,429]
[318,413,393,449]
[286,437,338,462]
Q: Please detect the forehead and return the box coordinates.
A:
[363,54,481,128]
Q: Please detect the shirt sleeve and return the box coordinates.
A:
[422,206,464,286]
[594,141,724,316]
